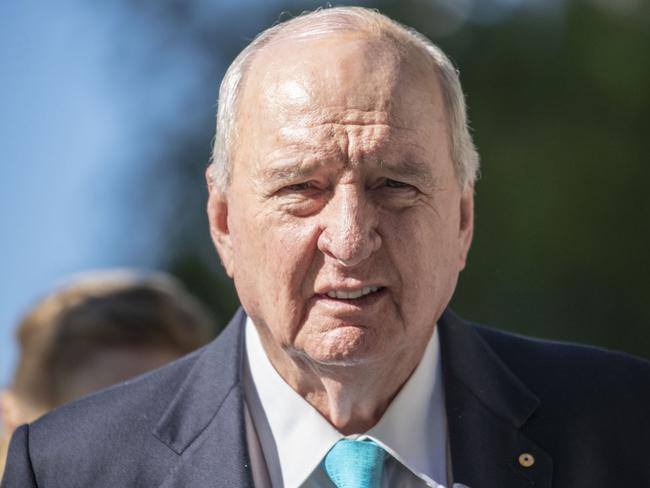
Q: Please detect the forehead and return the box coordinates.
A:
[233,32,449,171]
[248,33,440,115]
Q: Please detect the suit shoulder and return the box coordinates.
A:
[473,322,650,403]
[473,322,650,368]
[24,347,204,484]
[13,313,247,487]
[462,320,650,484]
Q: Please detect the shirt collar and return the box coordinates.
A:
[245,317,446,487]
[365,323,448,485]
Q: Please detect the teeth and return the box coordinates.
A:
[326,286,379,300]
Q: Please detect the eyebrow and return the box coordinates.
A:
[378,158,435,186]
[260,156,436,186]
[261,159,324,182]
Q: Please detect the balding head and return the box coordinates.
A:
[208,6,479,193]
[233,32,449,187]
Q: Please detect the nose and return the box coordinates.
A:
[317,185,381,267]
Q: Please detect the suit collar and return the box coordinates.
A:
[151,307,553,488]
[438,309,553,488]
[439,309,539,428]
[153,308,253,488]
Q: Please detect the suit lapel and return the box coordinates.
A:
[148,306,553,488]
[154,309,254,488]
[439,310,553,488]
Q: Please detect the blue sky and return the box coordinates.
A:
[0,1,165,385]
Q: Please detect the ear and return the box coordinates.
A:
[206,167,235,278]
[457,186,474,271]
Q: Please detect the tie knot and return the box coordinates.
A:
[322,439,387,488]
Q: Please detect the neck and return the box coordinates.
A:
[266,341,427,435]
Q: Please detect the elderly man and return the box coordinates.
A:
[3,7,649,488]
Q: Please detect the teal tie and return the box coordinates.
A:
[322,439,387,488]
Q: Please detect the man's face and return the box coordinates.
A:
[209,34,473,370]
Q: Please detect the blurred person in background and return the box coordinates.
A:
[0,270,215,477]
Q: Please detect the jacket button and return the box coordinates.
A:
[518,453,535,468]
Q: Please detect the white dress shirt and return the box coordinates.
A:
[243,317,450,488]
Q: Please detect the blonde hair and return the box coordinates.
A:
[10,270,214,409]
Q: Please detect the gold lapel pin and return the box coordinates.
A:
[518,453,535,468]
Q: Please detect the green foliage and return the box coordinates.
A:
[441,2,650,357]
[126,0,649,359]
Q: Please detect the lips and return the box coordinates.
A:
[316,284,387,304]
[325,286,380,300]
[311,285,387,315]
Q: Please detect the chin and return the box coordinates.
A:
[292,327,384,367]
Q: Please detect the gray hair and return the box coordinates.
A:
[209,6,479,192]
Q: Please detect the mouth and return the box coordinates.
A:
[324,286,382,300]
[317,286,386,304]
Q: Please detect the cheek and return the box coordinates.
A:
[230,209,321,328]
[228,206,277,315]
[382,209,460,295]
[274,221,327,325]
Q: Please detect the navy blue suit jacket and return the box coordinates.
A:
[3,309,650,487]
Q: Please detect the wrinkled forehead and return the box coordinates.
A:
[238,32,444,128]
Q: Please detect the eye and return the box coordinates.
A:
[275,180,325,199]
[284,182,313,191]
[384,178,411,189]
